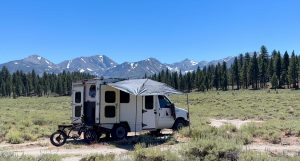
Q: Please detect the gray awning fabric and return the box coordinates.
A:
[107,79,182,96]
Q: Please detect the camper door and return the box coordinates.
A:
[72,85,84,124]
[142,96,156,130]
[100,85,120,124]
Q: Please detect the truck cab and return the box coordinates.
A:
[143,95,189,131]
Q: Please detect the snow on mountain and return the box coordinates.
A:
[0,55,61,74]
[58,55,117,76]
[103,58,167,78]
[0,54,236,77]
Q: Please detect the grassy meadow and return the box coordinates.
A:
[0,96,71,144]
[1,89,300,160]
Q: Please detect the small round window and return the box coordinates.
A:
[89,85,96,98]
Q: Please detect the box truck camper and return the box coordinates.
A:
[50,78,189,146]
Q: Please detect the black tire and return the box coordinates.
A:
[105,132,111,139]
[173,119,187,131]
[150,129,161,136]
[50,131,67,147]
[111,125,128,140]
[84,129,98,144]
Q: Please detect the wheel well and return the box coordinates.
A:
[173,117,187,129]
[175,117,185,123]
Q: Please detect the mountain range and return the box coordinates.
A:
[0,55,235,78]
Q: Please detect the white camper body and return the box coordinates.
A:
[71,78,189,139]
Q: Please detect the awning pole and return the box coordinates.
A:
[187,94,191,135]
[135,95,137,136]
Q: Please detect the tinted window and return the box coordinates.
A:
[120,91,130,103]
[105,91,116,103]
[145,96,153,109]
[105,106,115,118]
[89,85,96,98]
[75,92,81,103]
[75,106,81,117]
[158,95,171,108]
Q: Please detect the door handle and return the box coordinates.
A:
[154,112,157,114]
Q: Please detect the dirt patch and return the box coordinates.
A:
[210,118,263,128]
[244,143,300,156]
[0,130,179,161]
[209,118,300,156]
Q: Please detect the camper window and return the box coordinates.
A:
[105,106,115,117]
[89,85,96,98]
[145,96,153,109]
[75,92,81,103]
[75,106,81,117]
[105,91,116,103]
[158,95,171,108]
[120,91,130,103]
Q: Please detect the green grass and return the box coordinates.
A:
[171,89,300,120]
[0,96,70,143]
[80,154,115,161]
[0,152,61,161]
[2,90,300,160]
[171,89,300,144]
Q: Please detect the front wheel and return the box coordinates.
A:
[50,131,67,147]
[172,119,187,131]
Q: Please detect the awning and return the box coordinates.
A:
[107,79,182,96]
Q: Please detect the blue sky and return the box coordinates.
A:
[0,0,300,64]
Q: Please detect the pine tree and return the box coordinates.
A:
[274,52,282,87]
[249,52,259,89]
[271,74,278,90]
[282,51,290,88]
[232,57,240,89]
[213,63,221,90]
[288,51,298,88]
[179,71,184,91]
[221,61,228,91]
[259,45,268,88]
[186,72,192,92]
[242,53,250,88]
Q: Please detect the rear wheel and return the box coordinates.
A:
[50,131,67,147]
[84,129,98,144]
[150,129,161,136]
[111,125,128,140]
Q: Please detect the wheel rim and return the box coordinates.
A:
[53,133,64,144]
[116,127,126,138]
[177,122,184,130]
[85,131,96,141]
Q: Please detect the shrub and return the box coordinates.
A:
[240,123,259,138]
[182,138,241,161]
[5,129,24,144]
[37,154,61,161]
[263,132,281,144]
[239,151,273,161]
[32,118,49,126]
[180,125,219,139]
[21,133,37,141]
[133,143,180,161]
[80,154,115,161]
[0,152,35,161]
